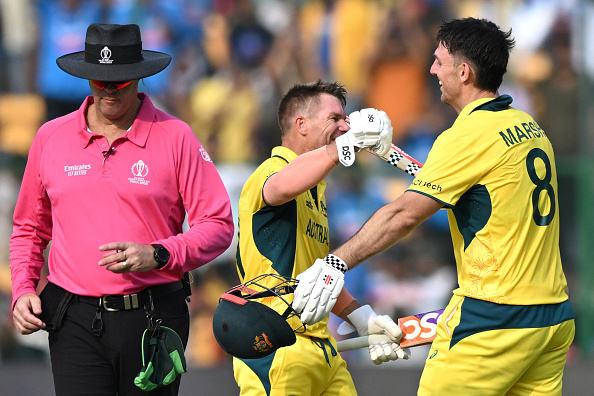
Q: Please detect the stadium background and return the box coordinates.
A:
[1,0,592,393]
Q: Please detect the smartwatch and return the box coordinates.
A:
[152,244,170,269]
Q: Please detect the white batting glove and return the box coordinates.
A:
[342,305,410,364]
[335,108,383,167]
[369,110,393,157]
[292,255,347,325]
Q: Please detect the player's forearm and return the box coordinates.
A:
[334,204,413,269]
[333,191,440,270]
[263,145,338,205]
[332,287,360,321]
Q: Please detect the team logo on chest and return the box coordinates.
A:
[128,160,151,185]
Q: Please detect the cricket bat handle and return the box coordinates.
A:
[337,334,394,352]
[366,143,423,177]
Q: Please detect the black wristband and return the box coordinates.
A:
[323,254,348,274]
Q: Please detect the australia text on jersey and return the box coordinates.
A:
[306,219,329,246]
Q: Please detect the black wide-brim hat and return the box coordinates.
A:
[56,23,171,82]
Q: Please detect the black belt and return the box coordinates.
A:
[77,281,183,311]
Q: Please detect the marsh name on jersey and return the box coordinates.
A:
[499,122,547,147]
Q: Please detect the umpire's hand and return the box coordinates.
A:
[13,293,45,335]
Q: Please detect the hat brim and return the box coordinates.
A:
[56,50,171,82]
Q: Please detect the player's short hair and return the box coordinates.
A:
[278,80,347,137]
[436,17,515,93]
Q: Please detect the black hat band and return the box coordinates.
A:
[84,43,144,65]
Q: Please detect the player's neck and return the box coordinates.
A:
[453,89,499,114]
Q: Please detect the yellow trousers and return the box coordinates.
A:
[234,333,357,396]
[419,295,575,395]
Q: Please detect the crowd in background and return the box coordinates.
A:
[0,0,585,368]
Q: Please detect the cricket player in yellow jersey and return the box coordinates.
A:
[293,18,575,396]
[233,80,408,396]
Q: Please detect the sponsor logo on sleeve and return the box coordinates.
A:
[412,179,442,193]
[200,147,212,162]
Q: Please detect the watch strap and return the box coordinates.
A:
[152,244,170,269]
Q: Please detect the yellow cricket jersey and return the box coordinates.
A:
[236,146,331,339]
[408,95,569,305]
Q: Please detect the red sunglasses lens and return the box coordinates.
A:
[91,80,132,90]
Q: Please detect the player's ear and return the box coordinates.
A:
[295,115,307,136]
[459,62,473,84]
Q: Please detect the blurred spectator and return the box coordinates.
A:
[34,0,105,120]
[185,264,239,367]
[326,165,387,247]
[187,1,274,164]
[533,27,578,156]
[366,226,456,319]
[364,2,433,142]
[298,0,382,112]
[167,0,212,120]
[120,0,184,110]
[0,0,36,93]
[251,1,303,154]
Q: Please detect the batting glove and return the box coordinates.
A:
[341,305,410,364]
[292,255,347,325]
[335,108,383,167]
[369,110,393,157]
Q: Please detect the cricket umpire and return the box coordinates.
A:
[10,23,234,395]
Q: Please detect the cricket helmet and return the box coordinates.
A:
[212,274,304,359]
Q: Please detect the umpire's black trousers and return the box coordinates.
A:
[48,288,190,396]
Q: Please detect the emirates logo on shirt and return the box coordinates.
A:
[64,164,91,176]
[128,160,150,185]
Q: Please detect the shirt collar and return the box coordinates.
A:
[76,93,155,149]
[453,94,513,127]
[271,146,298,163]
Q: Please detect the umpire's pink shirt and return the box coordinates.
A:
[10,94,234,308]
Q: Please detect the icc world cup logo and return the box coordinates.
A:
[99,46,113,64]
[131,160,149,178]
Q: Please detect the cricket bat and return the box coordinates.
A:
[336,308,444,352]
[366,143,423,177]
